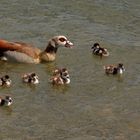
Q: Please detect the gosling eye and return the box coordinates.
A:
[5,75,10,79]
[9,99,12,103]
[63,73,67,76]
[59,38,66,42]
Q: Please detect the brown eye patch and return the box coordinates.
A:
[59,38,66,42]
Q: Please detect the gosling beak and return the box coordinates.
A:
[65,41,74,48]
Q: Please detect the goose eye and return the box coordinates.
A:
[5,75,9,79]
[9,99,12,102]
[59,38,66,42]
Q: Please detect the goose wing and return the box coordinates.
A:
[0,39,41,58]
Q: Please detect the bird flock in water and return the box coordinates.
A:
[0,35,125,107]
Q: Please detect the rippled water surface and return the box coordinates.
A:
[0,0,140,139]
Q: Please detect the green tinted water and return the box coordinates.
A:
[0,0,139,139]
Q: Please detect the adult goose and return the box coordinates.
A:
[0,35,74,63]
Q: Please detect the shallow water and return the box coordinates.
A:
[0,0,140,139]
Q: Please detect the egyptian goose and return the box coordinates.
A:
[91,43,109,57]
[50,68,70,85]
[0,35,74,63]
[22,72,39,84]
[0,96,13,106]
[0,75,12,87]
[104,63,125,75]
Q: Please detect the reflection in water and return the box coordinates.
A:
[117,74,125,82]
[51,84,70,94]
[0,106,13,116]
[44,61,58,75]
[22,83,38,91]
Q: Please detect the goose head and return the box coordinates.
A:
[40,35,74,62]
[5,96,13,106]
[0,75,12,86]
[50,35,74,48]
[117,63,125,74]
[0,96,13,106]
[91,43,100,50]
[45,35,74,52]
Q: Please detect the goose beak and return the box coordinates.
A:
[65,41,74,48]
